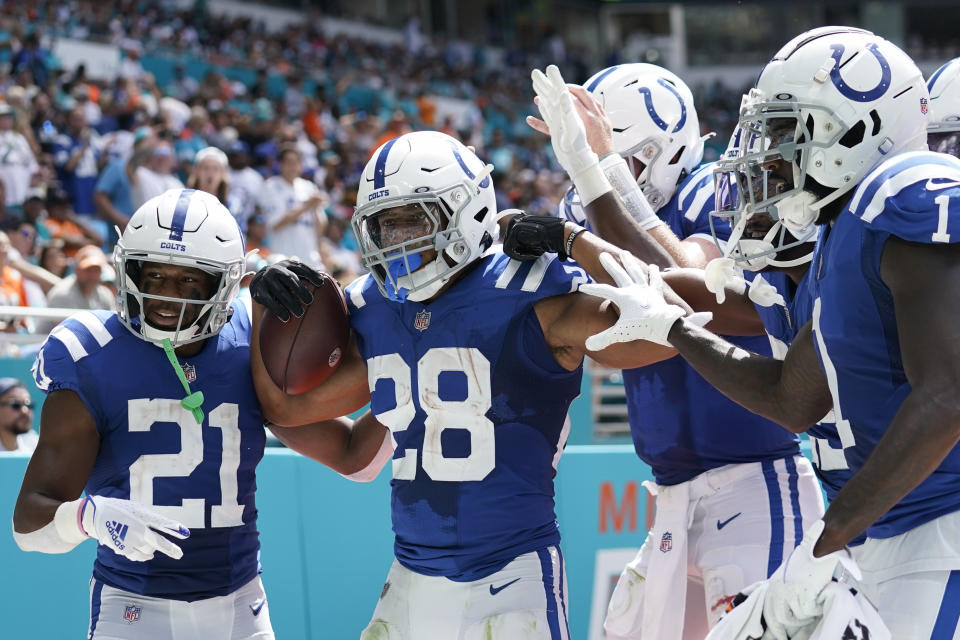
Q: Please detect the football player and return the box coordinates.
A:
[927,57,960,159]
[14,189,279,639]
[570,27,960,638]
[247,130,719,640]
[523,64,824,639]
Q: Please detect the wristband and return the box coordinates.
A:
[563,227,585,261]
[599,154,662,230]
[572,162,613,207]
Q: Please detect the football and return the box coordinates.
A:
[259,273,351,394]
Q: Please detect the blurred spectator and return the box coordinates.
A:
[0,103,38,209]
[227,141,264,224]
[42,189,103,258]
[187,146,244,231]
[373,111,413,153]
[39,240,68,279]
[0,378,37,454]
[94,127,154,234]
[245,214,270,259]
[130,140,183,209]
[22,195,50,244]
[0,231,28,313]
[11,33,48,89]
[257,146,327,269]
[39,245,115,332]
[52,106,101,217]
[10,223,37,264]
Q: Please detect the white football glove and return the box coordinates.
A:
[703,257,746,305]
[762,520,862,640]
[747,274,786,308]
[581,252,712,350]
[531,65,610,205]
[76,495,190,562]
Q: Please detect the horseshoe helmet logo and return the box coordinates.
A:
[637,78,687,133]
[828,43,891,102]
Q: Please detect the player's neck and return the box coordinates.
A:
[174,338,207,358]
[782,264,810,285]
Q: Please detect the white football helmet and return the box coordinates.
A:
[584,63,705,210]
[714,26,928,270]
[353,131,496,302]
[927,58,960,158]
[114,188,246,347]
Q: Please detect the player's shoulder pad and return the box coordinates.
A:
[344,273,381,313]
[33,310,124,392]
[847,150,960,243]
[675,162,717,222]
[483,247,590,297]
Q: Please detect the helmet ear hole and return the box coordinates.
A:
[839,120,866,148]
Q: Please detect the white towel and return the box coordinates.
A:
[706,580,889,640]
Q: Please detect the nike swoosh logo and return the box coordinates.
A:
[716,513,742,530]
[249,599,265,616]
[489,577,521,596]
[925,179,960,191]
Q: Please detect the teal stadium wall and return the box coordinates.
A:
[0,357,655,639]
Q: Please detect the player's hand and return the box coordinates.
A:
[528,83,616,158]
[581,252,712,350]
[530,66,603,193]
[502,213,568,261]
[703,257,745,305]
[249,259,325,321]
[747,274,786,308]
[762,519,862,638]
[78,495,190,562]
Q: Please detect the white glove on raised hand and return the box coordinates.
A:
[703,257,745,305]
[531,65,610,205]
[580,252,712,350]
[747,274,786,308]
[75,495,190,562]
[762,519,862,640]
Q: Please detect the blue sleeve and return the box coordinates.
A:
[95,162,120,195]
[52,136,71,167]
[849,151,960,245]
[493,252,592,299]
[32,324,102,426]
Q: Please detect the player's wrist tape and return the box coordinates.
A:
[599,153,662,230]
[564,227,585,261]
[12,496,88,554]
[571,161,613,207]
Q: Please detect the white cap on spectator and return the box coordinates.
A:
[194,146,228,167]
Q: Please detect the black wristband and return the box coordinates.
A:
[562,227,585,261]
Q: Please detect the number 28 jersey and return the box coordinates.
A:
[811,150,960,538]
[32,302,265,600]
[345,250,588,581]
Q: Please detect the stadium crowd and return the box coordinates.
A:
[0,0,750,349]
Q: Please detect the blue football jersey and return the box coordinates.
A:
[754,269,854,506]
[32,303,265,600]
[562,164,800,484]
[345,250,588,581]
[811,150,960,538]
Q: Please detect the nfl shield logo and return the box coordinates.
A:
[123,604,141,624]
[414,309,431,331]
[182,363,197,383]
[921,97,929,115]
[660,531,673,553]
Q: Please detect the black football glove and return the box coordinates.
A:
[502,213,568,261]
[249,259,325,321]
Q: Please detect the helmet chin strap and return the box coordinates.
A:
[726,214,815,272]
[772,190,818,235]
[398,259,447,302]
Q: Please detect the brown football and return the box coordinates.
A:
[259,273,350,394]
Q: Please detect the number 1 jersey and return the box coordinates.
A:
[346,250,588,581]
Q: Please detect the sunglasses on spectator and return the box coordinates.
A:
[0,400,33,410]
